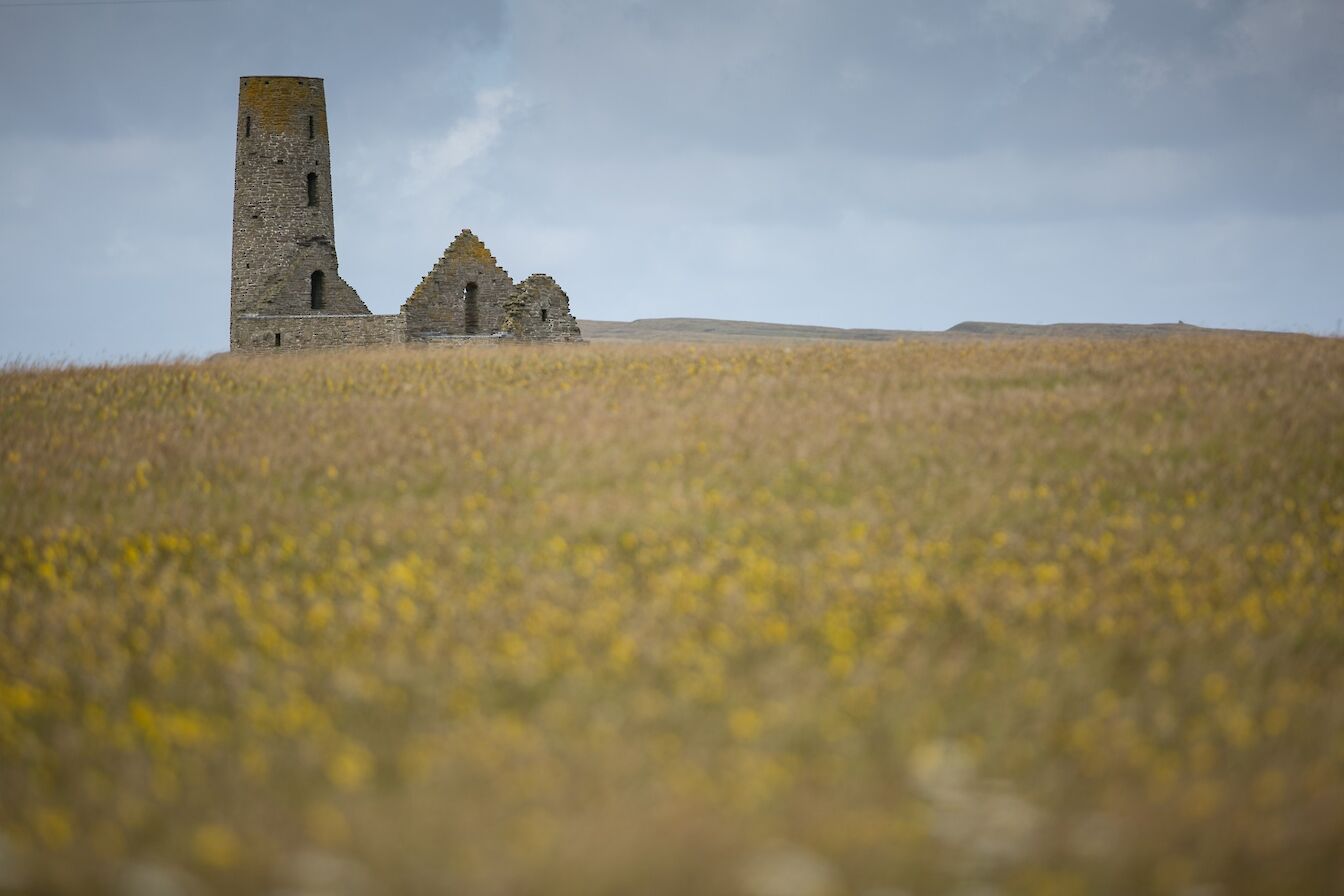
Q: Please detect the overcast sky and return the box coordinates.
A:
[1,0,1341,361]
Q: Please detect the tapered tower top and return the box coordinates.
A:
[236,76,328,141]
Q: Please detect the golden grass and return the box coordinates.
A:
[1,336,1342,895]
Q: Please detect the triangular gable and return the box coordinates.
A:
[401,229,515,337]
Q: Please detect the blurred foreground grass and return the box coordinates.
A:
[1,336,1343,895]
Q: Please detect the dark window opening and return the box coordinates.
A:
[245,116,251,137]
[308,115,314,139]
[274,333,282,347]
[463,282,479,334]
[306,173,318,207]
[310,270,325,310]
[540,308,548,322]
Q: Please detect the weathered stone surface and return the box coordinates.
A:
[400,230,515,339]
[503,275,583,341]
[229,76,582,354]
[258,252,366,316]
[230,76,369,352]
[233,314,405,352]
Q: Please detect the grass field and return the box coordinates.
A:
[2,335,1343,895]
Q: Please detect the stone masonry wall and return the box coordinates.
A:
[503,274,584,341]
[233,314,405,354]
[230,76,369,345]
[401,230,515,339]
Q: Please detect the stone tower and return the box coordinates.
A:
[230,76,368,349]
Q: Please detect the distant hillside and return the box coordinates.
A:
[948,320,1215,338]
[578,318,1252,343]
[578,318,922,342]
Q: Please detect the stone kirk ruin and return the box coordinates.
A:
[230,76,582,353]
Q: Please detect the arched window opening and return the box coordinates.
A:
[463,282,479,334]
[540,308,548,322]
[310,270,325,310]
[308,115,314,139]
[274,332,281,347]
[306,173,318,207]
[245,116,251,138]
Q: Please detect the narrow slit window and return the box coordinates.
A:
[306,173,318,207]
[463,282,479,334]
[245,116,251,137]
[310,270,325,310]
[308,115,314,139]
[274,332,281,347]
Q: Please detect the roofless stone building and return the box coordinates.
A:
[229,76,581,353]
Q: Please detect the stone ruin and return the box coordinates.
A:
[228,76,582,353]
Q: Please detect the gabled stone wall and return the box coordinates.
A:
[400,230,516,340]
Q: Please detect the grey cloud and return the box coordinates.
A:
[981,0,1114,42]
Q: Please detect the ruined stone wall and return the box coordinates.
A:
[232,314,404,354]
[503,275,584,341]
[401,230,515,339]
[229,77,583,354]
[230,76,368,347]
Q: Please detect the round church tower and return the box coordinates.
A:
[229,76,368,349]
